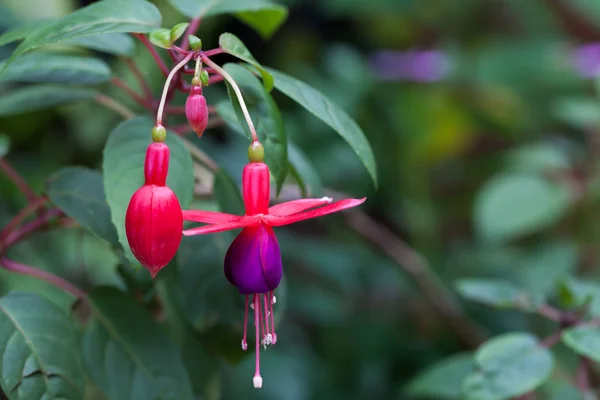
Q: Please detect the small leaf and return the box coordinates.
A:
[0,292,85,399]
[0,52,111,84]
[455,278,526,308]
[552,97,600,130]
[463,333,553,400]
[221,64,287,193]
[103,117,193,265]
[188,35,202,51]
[474,173,572,243]
[0,85,96,116]
[267,67,378,187]
[560,278,600,316]
[407,353,474,399]
[562,324,600,364]
[219,33,273,91]
[170,22,189,43]
[214,169,245,216]
[167,0,287,38]
[1,0,161,72]
[287,141,323,197]
[82,287,194,400]
[149,28,172,49]
[46,167,118,245]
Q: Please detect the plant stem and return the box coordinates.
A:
[0,257,86,299]
[202,55,258,142]
[110,77,150,108]
[133,33,169,76]
[157,52,194,126]
[125,58,153,98]
[0,159,37,201]
[208,75,224,85]
[203,48,222,57]
[0,197,47,242]
[537,304,563,322]
[181,17,201,51]
[576,357,591,393]
[4,208,62,249]
[179,136,218,172]
[95,94,135,120]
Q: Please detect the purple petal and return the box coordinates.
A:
[573,43,600,78]
[224,224,282,294]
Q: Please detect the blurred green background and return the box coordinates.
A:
[2,0,600,399]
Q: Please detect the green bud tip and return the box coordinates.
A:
[188,35,202,51]
[200,70,210,86]
[248,141,264,163]
[191,76,201,87]
[152,125,167,143]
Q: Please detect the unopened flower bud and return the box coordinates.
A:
[185,85,209,137]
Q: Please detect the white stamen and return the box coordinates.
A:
[272,333,278,344]
[250,303,255,310]
[241,340,248,351]
[253,376,263,388]
[320,196,333,203]
[266,333,272,344]
[271,296,277,305]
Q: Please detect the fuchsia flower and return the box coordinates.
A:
[125,130,183,277]
[182,155,365,388]
[185,84,209,137]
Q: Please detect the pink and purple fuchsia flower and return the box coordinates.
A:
[182,151,365,388]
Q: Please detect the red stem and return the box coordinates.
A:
[133,33,169,76]
[125,58,153,98]
[203,48,223,57]
[0,197,47,241]
[4,208,62,248]
[537,304,562,322]
[1,257,86,299]
[181,17,201,51]
[208,75,224,85]
[0,159,37,201]
[110,77,152,109]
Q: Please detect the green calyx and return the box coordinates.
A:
[200,69,209,86]
[188,35,202,51]
[248,141,264,163]
[152,125,167,143]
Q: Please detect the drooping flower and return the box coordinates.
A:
[125,127,183,277]
[182,144,365,388]
[185,82,209,137]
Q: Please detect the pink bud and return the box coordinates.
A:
[125,143,182,277]
[185,86,209,137]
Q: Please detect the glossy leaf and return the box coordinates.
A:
[82,287,194,400]
[562,324,600,364]
[0,292,84,399]
[103,117,193,264]
[0,52,111,84]
[149,28,172,49]
[474,173,572,243]
[167,0,287,38]
[1,0,161,72]
[170,22,189,43]
[219,33,273,91]
[463,333,553,400]
[267,67,378,187]
[220,64,288,193]
[47,167,118,245]
[214,169,245,216]
[407,353,474,399]
[0,85,96,117]
[455,278,526,308]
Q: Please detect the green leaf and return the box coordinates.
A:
[46,167,118,245]
[0,134,10,158]
[505,142,571,173]
[562,324,600,364]
[219,33,273,91]
[570,0,600,28]
[463,333,553,400]
[0,52,110,84]
[288,141,323,197]
[82,287,194,400]
[170,22,189,43]
[0,20,51,47]
[149,28,172,49]
[407,353,474,399]
[561,279,600,316]
[103,117,193,265]
[221,64,288,193]
[0,85,97,117]
[214,169,245,216]
[0,292,84,399]
[1,0,161,72]
[167,0,287,38]
[474,173,572,243]
[188,35,202,51]
[552,97,600,130]
[267,67,378,187]
[455,279,527,308]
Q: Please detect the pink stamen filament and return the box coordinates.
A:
[269,291,277,344]
[242,296,248,351]
[253,294,262,388]
[263,294,271,344]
